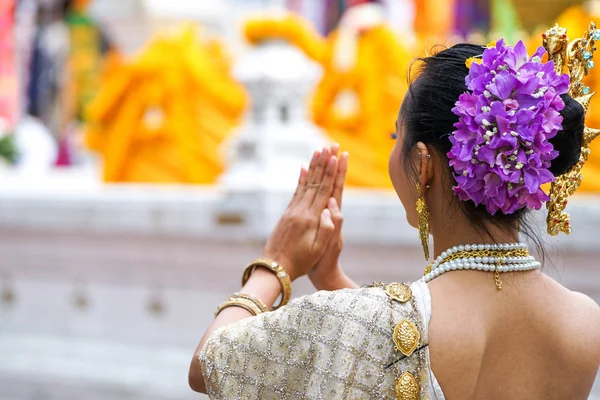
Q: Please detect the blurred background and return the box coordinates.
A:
[0,0,599,399]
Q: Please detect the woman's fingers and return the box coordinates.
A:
[290,150,319,207]
[304,145,337,194]
[296,145,342,209]
[332,152,348,208]
[327,197,344,255]
[290,167,308,206]
[299,166,308,185]
[312,208,335,253]
[304,150,321,192]
[328,197,344,233]
[309,155,338,212]
[311,147,330,183]
[303,148,330,203]
[330,143,340,158]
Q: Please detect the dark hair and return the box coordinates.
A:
[399,43,585,257]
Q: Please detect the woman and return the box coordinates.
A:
[188,38,600,398]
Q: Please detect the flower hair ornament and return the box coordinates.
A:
[449,39,570,215]
[449,23,600,235]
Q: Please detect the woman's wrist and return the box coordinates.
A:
[308,264,358,291]
[239,266,284,309]
[261,252,299,281]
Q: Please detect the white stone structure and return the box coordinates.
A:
[223,41,325,192]
[214,41,326,239]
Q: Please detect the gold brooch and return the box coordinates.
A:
[385,283,412,303]
[393,319,420,356]
[395,371,420,400]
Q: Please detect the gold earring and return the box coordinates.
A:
[415,183,430,260]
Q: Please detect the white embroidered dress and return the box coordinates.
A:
[199,280,445,399]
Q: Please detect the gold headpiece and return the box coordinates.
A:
[543,22,600,235]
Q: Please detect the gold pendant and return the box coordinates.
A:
[494,270,503,290]
[385,283,412,303]
[494,257,503,290]
[393,319,420,356]
[395,371,420,400]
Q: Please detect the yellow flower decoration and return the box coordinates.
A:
[85,25,248,184]
[465,41,496,69]
[465,41,497,69]
[465,57,482,69]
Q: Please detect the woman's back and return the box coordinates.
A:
[428,270,600,400]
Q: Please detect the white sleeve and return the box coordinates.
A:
[199,286,431,399]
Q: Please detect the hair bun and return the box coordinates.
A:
[548,95,585,177]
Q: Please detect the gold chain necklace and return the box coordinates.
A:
[423,243,538,290]
[423,248,530,275]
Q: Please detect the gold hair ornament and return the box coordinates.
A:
[544,22,600,235]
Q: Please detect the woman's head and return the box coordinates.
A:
[389,43,585,244]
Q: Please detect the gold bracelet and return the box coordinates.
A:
[241,258,292,310]
[232,292,269,313]
[214,297,264,318]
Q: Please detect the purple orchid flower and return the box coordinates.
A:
[449,39,570,215]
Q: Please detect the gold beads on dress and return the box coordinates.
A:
[384,282,425,400]
[385,282,413,303]
[393,319,421,357]
[395,371,421,400]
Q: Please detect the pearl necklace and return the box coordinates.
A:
[423,242,540,290]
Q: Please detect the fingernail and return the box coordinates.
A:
[342,151,349,159]
[329,197,337,208]
[328,157,336,167]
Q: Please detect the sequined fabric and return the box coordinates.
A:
[199,282,436,399]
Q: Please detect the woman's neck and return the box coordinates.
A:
[430,223,519,260]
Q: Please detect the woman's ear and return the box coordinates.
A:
[415,142,433,190]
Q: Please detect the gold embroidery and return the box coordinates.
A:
[395,371,420,400]
[385,283,412,303]
[393,319,420,356]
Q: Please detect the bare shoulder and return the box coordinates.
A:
[539,274,599,323]
[567,290,600,330]
[535,275,599,358]
[569,290,600,310]
[561,290,600,366]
